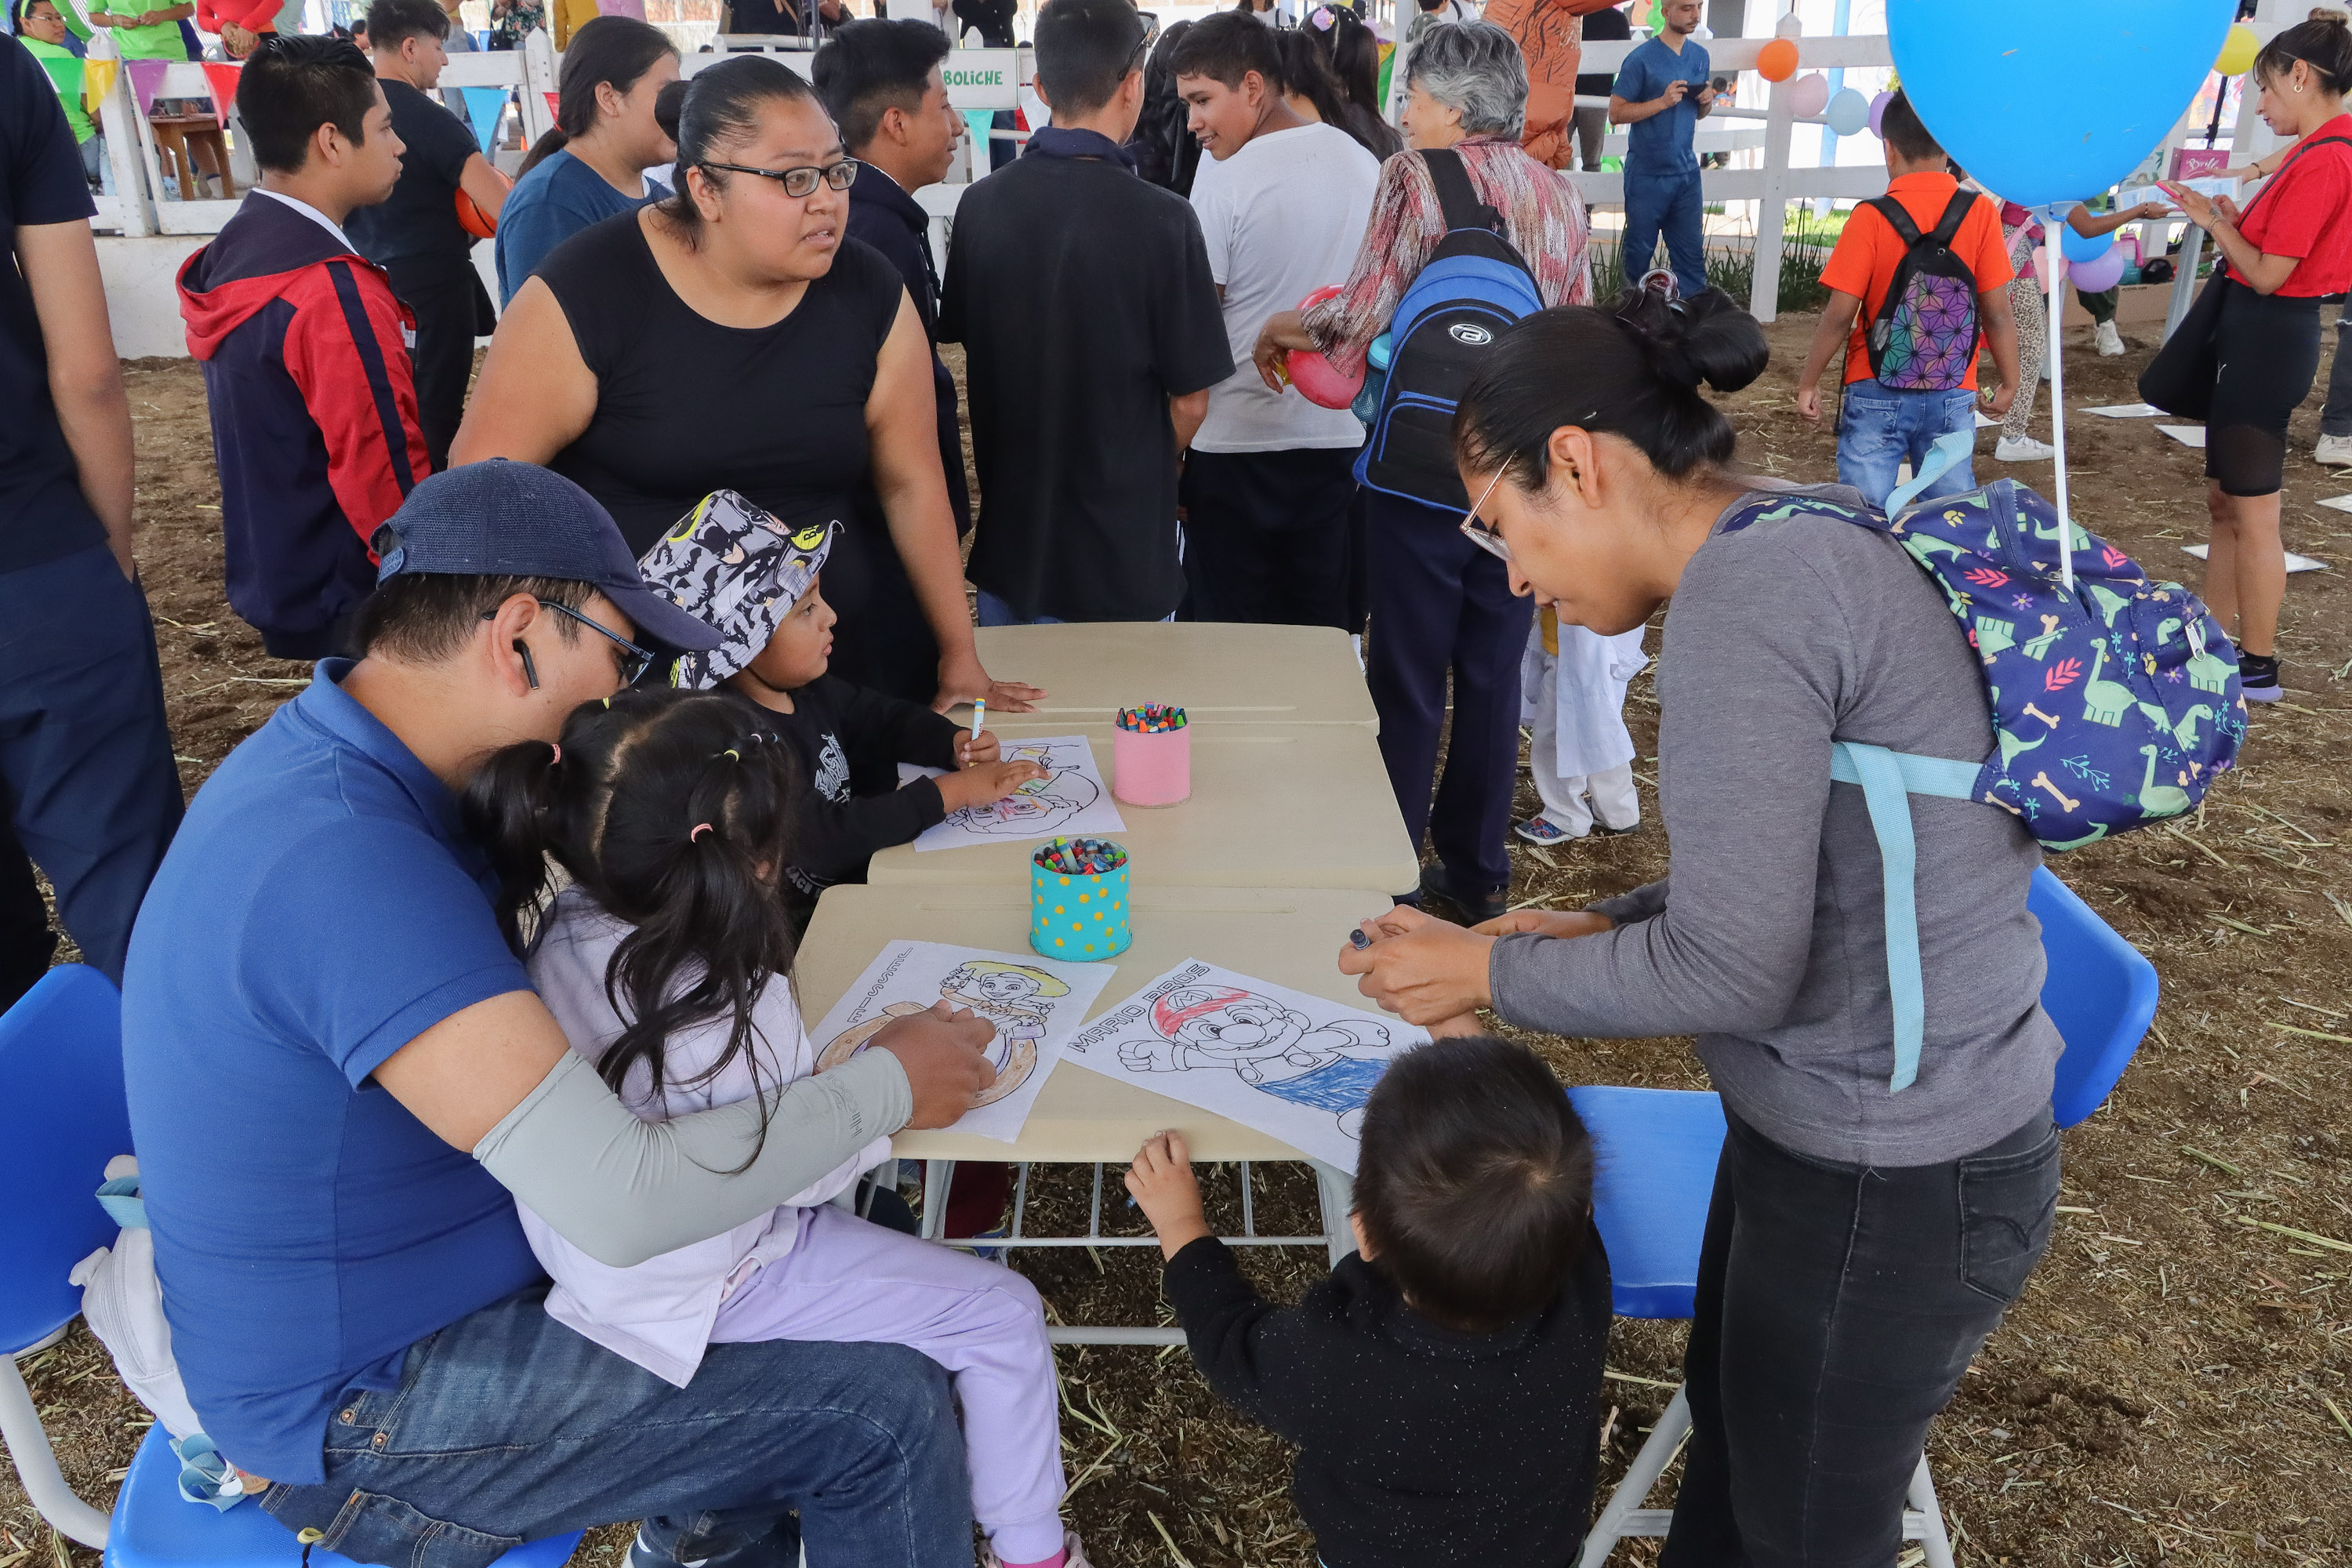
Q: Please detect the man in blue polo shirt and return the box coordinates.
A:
[122,460,1000,1568]
[1609,0,1714,298]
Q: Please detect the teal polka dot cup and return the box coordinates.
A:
[1029,837,1131,960]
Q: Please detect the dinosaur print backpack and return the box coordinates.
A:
[1721,441,2245,1091]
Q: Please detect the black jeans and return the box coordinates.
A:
[1178,447,1359,630]
[1660,1109,2060,1568]
[1363,488,1533,896]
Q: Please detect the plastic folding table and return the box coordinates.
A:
[947,622,1378,728]
[866,721,1418,895]
[795,882,1399,1341]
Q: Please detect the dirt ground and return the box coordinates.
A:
[7,310,2352,1568]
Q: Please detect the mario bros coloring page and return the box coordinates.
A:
[1064,961,1428,1172]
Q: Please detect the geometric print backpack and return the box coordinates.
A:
[1863,188,1984,390]
[1719,445,2245,1091]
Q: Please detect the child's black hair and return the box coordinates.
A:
[1352,1035,1593,1332]
[1878,88,1941,165]
[1033,0,1146,118]
[462,688,807,1168]
[1453,288,1768,487]
[237,34,379,174]
[1167,8,1284,93]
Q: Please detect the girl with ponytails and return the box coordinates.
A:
[464,688,1085,1568]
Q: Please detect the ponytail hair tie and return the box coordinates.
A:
[722,748,741,761]
[547,742,561,765]
[690,822,714,842]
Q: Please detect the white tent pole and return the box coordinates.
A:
[2042,208,2075,593]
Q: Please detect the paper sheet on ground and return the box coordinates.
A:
[2182,544,2330,573]
[2158,424,2207,448]
[1062,960,1428,1174]
[808,941,1116,1142]
[911,734,1125,850]
[1975,410,1997,428]
[2318,495,2352,514]
[2086,402,2163,418]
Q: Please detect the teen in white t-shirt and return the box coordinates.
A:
[1172,10,1381,629]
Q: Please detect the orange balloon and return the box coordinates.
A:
[1757,38,1798,83]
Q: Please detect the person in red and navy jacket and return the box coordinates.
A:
[178,34,430,659]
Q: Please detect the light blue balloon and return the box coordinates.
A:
[1825,87,1871,138]
[2061,223,2114,263]
[1887,0,2235,209]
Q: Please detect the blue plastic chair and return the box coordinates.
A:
[0,966,582,1568]
[1570,866,2159,1567]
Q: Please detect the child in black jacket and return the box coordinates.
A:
[1124,1035,1612,1568]
[641,492,1045,922]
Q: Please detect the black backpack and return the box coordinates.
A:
[1354,150,1544,511]
[1860,189,1984,391]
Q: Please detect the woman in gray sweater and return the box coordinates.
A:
[1340,288,2064,1566]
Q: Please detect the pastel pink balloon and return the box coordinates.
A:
[1790,72,1831,118]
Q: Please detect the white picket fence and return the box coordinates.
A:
[85,8,2301,331]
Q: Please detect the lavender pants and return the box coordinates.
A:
[710,1205,1066,1563]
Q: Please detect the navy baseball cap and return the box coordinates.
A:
[372,460,723,654]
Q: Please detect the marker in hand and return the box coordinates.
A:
[967,699,985,766]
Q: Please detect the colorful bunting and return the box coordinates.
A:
[200,60,241,128]
[125,56,169,119]
[81,56,118,116]
[461,87,509,155]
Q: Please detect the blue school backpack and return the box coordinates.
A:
[1861,189,1984,391]
[1720,435,2245,1091]
[1352,149,1544,510]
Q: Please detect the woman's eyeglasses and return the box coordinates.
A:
[699,158,862,198]
[1458,468,1512,563]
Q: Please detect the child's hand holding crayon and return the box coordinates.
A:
[956,728,1004,767]
[936,756,1050,812]
[1125,1131,1212,1260]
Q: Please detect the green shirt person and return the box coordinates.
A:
[16,0,98,147]
[87,0,194,61]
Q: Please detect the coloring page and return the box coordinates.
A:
[1062,960,1429,1173]
[911,734,1127,851]
[808,941,1116,1142]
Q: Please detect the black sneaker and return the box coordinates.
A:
[2239,652,2283,703]
[1417,866,1508,925]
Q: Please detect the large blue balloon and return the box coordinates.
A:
[1887,0,2235,209]
[2061,224,2114,263]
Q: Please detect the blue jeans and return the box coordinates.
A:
[1621,167,1707,299]
[259,1284,970,1568]
[1835,377,1980,510]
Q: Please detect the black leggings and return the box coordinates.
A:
[2206,287,2322,496]
[1659,1109,2060,1568]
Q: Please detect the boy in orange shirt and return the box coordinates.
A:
[1795,91,2020,508]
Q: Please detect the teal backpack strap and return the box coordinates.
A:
[1883,428,1976,516]
[1829,742,1978,1092]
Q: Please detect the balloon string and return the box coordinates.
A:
[2042,210,2075,595]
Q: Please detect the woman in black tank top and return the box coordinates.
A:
[452,55,1039,715]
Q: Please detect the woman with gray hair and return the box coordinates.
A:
[1250,19,1592,925]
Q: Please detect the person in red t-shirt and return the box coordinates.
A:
[197,0,279,57]
[2158,9,2352,702]
[1793,91,2020,509]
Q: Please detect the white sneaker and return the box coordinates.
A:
[1994,435,2056,462]
[2096,319,2126,357]
[2316,433,2352,466]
